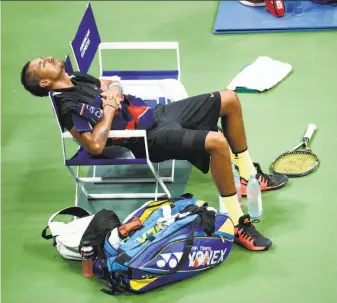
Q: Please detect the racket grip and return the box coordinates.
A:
[304,124,317,141]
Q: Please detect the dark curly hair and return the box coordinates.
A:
[20,61,49,97]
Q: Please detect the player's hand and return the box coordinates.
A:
[108,81,122,97]
[105,82,122,101]
[101,91,121,110]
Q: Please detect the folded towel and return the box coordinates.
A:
[227,56,292,92]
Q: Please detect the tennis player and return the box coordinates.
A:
[21,56,289,251]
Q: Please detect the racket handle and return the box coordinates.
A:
[304,124,317,142]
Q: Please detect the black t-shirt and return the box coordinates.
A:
[53,72,103,131]
[52,72,139,153]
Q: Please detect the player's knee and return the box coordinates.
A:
[219,89,239,103]
[219,90,240,115]
[205,131,229,153]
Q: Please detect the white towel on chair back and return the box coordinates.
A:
[227,56,292,92]
[123,79,188,102]
[157,79,188,101]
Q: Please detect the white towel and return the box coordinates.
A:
[108,227,124,250]
[227,56,292,92]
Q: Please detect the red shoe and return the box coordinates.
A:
[240,163,288,196]
[234,214,272,251]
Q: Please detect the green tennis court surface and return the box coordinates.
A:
[2,1,337,302]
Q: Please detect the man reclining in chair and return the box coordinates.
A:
[21,56,288,252]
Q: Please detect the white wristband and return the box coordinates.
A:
[111,76,121,82]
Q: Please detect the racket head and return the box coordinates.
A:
[271,150,319,177]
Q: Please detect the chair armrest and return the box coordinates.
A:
[62,129,150,160]
[62,129,147,139]
[62,131,74,139]
[108,130,146,138]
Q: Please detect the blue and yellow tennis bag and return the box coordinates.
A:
[93,194,234,294]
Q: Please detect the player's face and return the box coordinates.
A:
[29,56,65,83]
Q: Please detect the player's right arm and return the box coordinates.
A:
[69,86,122,155]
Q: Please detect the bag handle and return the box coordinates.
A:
[48,206,91,223]
[170,216,200,273]
[41,206,91,240]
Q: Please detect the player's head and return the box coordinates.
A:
[21,56,65,97]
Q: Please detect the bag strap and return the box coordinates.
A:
[41,207,91,240]
[171,216,200,273]
[48,206,91,223]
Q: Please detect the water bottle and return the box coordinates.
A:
[232,164,242,204]
[80,240,95,278]
[218,194,228,214]
[247,174,263,218]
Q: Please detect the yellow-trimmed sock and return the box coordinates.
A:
[220,193,243,225]
[233,149,257,181]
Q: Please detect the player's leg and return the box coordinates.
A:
[159,91,288,194]
[218,90,288,195]
[146,122,272,251]
[218,90,256,181]
[205,131,272,251]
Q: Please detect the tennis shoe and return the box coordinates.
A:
[239,0,266,6]
[240,163,288,196]
[234,214,272,251]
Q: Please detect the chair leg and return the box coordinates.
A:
[147,160,171,198]
[77,166,91,199]
[67,166,90,204]
[93,165,96,178]
[154,162,160,201]
[66,158,171,200]
[171,159,175,182]
[75,166,80,207]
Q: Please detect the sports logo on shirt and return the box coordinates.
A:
[83,104,103,119]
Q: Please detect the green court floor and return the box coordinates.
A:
[2,1,337,302]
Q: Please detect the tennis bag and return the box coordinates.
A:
[93,194,235,294]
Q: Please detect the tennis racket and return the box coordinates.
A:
[271,124,319,177]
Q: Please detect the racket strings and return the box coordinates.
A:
[273,152,317,174]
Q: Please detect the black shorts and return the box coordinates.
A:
[128,91,221,173]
